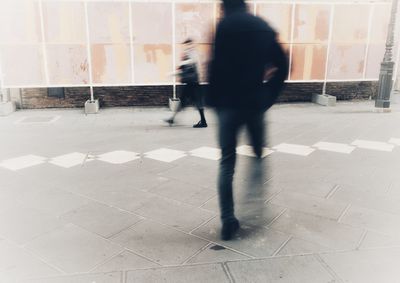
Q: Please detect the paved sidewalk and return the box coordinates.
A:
[1,101,400,282]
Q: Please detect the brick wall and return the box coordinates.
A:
[326,81,378,100]
[19,81,378,109]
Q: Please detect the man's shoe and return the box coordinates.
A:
[193,121,207,128]
[164,118,174,126]
[221,219,240,241]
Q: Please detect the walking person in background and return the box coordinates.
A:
[165,38,208,128]
[207,0,289,240]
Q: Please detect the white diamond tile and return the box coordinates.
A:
[0,155,46,171]
[236,145,274,158]
[273,143,315,156]
[189,146,221,160]
[144,148,186,163]
[49,152,91,168]
[313,142,355,154]
[98,151,140,164]
[351,140,394,152]
[389,138,400,146]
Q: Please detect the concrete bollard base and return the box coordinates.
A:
[0,101,16,116]
[312,94,337,106]
[84,100,99,114]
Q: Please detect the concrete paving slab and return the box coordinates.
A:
[93,250,158,272]
[60,202,143,238]
[227,255,336,283]
[320,248,400,283]
[359,231,400,249]
[270,210,364,250]
[134,196,215,232]
[159,163,218,189]
[0,206,65,245]
[78,186,160,213]
[339,205,400,237]
[22,271,122,283]
[18,188,90,217]
[0,240,60,282]
[277,237,334,256]
[126,264,230,283]
[25,224,123,273]
[270,178,337,199]
[330,185,400,216]
[111,220,208,265]
[148,179,216,208]
[269,191,348,220]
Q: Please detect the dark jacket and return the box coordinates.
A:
[206,8,289,111]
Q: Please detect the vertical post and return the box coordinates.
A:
[375,0,399,111]
[83,1,99,114]
[128,0,135,84]
[0,52,5,103]
[84,1,94,102]
[172,2,176,100]
[322,4,335,95]
[38,0,50,86]
[288,3,296,81]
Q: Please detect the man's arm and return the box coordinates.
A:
[263,38,289,110]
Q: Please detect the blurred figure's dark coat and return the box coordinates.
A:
[207,4,289,111]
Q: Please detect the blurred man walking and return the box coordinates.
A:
[207,0,289,240]
[165,39,208,128]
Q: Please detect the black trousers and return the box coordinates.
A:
[217,109,265,224]
[180,83,204,110]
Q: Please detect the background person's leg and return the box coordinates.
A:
[192,83,207,127]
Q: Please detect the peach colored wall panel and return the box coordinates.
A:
[134,44,172,84]
[332,5,370,43]
[257,3,293,43]
[365,44,385,79]
[0,1,41,44]
[42,1,86,43]
[291,44,327,80]
[369,4,391,44]
[46,45,89,85]
[328,44,366,80]
[176,3,214,44]
[91,44,131,84]
[0,45,45,86]
[132,3,172,44]
[293,4,330,44]
[88,2,130,44]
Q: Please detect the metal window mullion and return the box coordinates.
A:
[38,0,50,86]
[84,1,94,101]
[172,1,176,99]
[322,4,335,94]
[288,3,296,81]
[0,52,5,102]
[129,0,135,84]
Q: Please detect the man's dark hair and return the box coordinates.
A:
[222,0,246,14]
